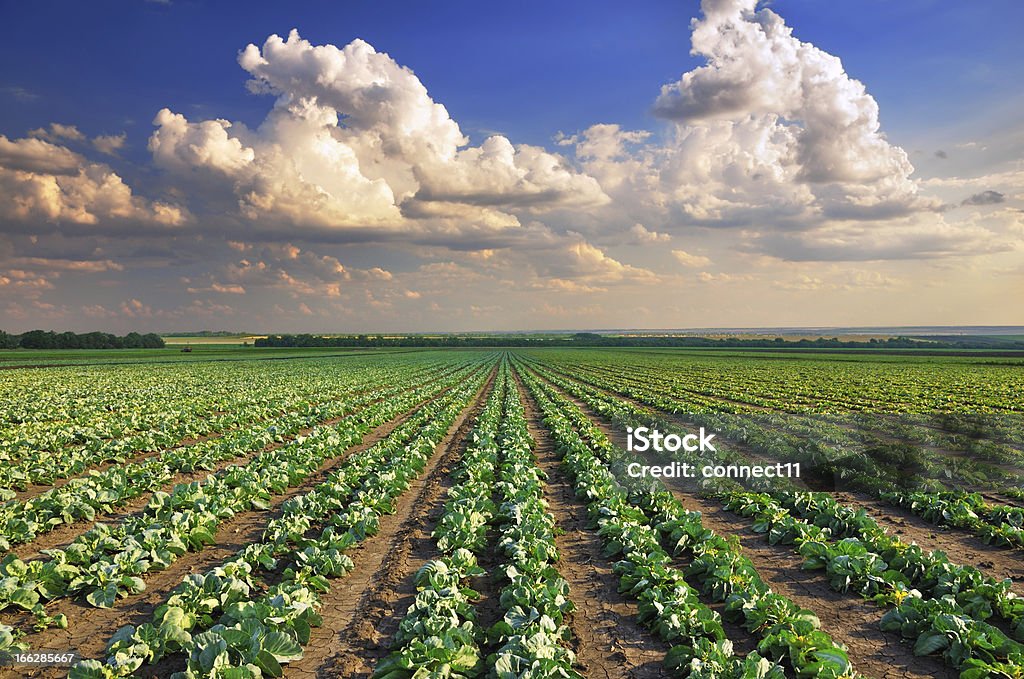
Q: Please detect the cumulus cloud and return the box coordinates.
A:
[672,249,713,267]
[92,133,127,156]
[150,31,606,237]
[0,134,82,174]
[0,269,55,297]
[29,123,85,143]
[629,223,671,244]
[550,0,958,262]
[653,0,919,190]
[0,133,187,227]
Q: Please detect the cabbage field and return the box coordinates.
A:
[0,348,1022,679]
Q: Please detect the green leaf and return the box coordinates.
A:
[913,631,949,656]
[67,660,108,679]
[255,649,283,677]
[261,630,303,662]
[86,583,118,609]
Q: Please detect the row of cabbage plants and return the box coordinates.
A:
[67,360,493,678]
[523,357,1024,551]
[516,365,850,678]
[373,363,506,677]
[0,360,459,551]
[0,362,482,636]
[725,492,1024,677]
[0,358,451,494]
[517,359,1024,677]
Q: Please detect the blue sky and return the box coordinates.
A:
[1,1,1022,332]
[4,1,1022,150]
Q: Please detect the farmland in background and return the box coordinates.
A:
[0,347,1022,678]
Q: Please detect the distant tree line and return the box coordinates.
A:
[254,332,1023,350]
[0,330,165,349]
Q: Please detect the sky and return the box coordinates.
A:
[1,0,1022,333]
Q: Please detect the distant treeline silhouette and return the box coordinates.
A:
[0,330,165,349]
[254,332,1023,350]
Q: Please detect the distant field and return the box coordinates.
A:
[161,334,265,345]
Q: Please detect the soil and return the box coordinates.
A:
[1,377,463,679]
[512,368,674,679]
[526,365,957,679]
[282,366,497,678]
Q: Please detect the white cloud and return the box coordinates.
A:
[150,109,255,174]
[559,0,955,262]
[92,133,127,156]
[654,0,919,191]
[672,249,713,267]
[150,30,605,236]
[629,223,671,243]
[0,133,187,227]
[29,123,85,143]
[0,134,82,174]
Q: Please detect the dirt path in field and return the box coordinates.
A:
[524,365,955,679]
[2,379,467,678]
[511,367,674,679]
[832,492,1024,590]
[281,366,497,678]
[9,374,459,561]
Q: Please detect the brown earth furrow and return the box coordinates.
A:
[511,367,672,679]
[2,384,456,679]
[524,363,955,679]
[283,365,497,678]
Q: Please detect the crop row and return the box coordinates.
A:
[523,356,1024,550]
[66,358,493,678]
[375,361,581,677]
[535,355,1024,486]
[533,349,1024,414]
[0,360,461,553]
[0,361,483,636]
[517,358,1024,676]
[373,359,507,677]
[488,367,578,675]
[533,356,1021,488]
[516,363,854,678]
[0,358,387,468]
[725,492,1024,677]
[0,358,453,494]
